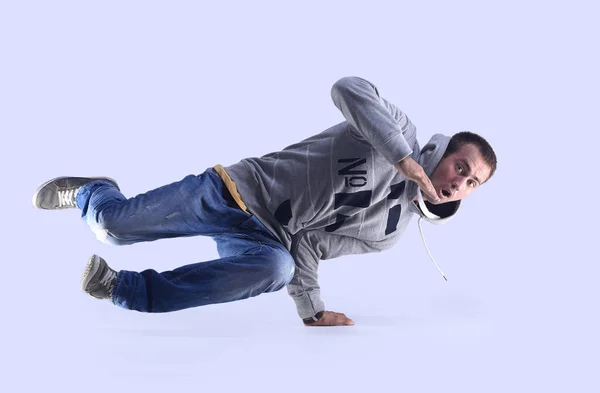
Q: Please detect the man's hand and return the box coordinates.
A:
[305,311,355,327]
[394,157,441,204]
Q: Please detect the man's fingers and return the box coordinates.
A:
[305,311,355,326]
[335,313,355,326]
[421,186,441,204]
[418,177,441,204]
[395,157,441,204]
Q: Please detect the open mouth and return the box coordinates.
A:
[441,188,451,198]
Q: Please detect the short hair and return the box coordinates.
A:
[443,131,497,182]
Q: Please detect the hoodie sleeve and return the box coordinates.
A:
[287,229,397,322]
[331,76,414,166]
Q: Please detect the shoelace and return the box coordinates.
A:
[100,269,117,296]
[416,188,447,281]
[58,187,81,208]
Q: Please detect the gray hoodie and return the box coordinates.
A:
[224,76,460,321]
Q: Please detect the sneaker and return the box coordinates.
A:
[32,176,119,210]
[81,254,118,300]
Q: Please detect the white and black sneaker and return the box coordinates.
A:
[80,254,118,300]
[32,176,119,210]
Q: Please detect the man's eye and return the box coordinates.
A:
[468,180,475,188]
[456,164,463,173]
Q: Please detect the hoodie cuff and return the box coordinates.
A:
[379,132,413,166]
[292,289,325,320]
[303,311,325,325]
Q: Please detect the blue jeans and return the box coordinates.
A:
[75,168,295,313]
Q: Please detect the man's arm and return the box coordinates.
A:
[332,76,440,203]
[287,229,395,326]
[287,230,325,324]
[331,76,414,166]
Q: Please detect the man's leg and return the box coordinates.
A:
[35,168,253,245]
[83,217,296,312]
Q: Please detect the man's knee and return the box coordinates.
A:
[90,209,132,245]
[263,249,295,292]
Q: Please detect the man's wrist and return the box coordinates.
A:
[302,310,325,325]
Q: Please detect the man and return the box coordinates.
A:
[33,76,497,327]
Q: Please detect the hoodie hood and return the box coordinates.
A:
[408,133,461,224]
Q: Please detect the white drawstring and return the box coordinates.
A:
[417,216,447,281]
[415,188,447,281]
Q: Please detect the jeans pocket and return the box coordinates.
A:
[230,214,255,233]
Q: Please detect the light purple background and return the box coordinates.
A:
[2,1,598,392]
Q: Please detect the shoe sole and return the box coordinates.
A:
[80,254,103,293]
[32,176,119,209]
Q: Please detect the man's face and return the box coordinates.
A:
[429,143,492,203]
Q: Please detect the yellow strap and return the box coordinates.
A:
[213,164,250,214]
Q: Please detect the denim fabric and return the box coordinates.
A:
[75,168,295,313]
